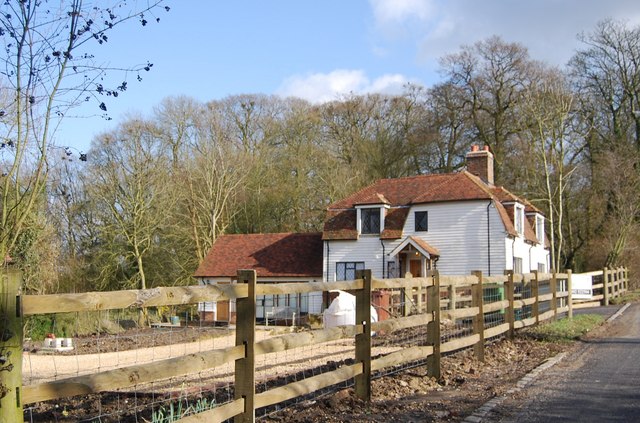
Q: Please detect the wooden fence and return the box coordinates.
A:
[0,267,629,422]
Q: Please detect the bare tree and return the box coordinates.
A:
[570,19,640,268]
[186,104,247,261]
[0,0,167,265]
[89,118,172,293]
[440,36,535,183]
[519,67,581,271]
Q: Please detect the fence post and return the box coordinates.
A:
[354,269,372,401]
[448,283,457,312]
[402,273,411,317]
[417,276,424,314]
[426,270,441,378]
[0,269,23,423]
[603,267,609,306]
[551,271,558,320]
[567,270,573,320]
[624,267,629,292]
[235,270,256,423]
[471,270,485,362]
[504,270,515,340]
[532,271,540,325]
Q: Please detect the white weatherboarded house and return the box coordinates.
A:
[321,147,549,281]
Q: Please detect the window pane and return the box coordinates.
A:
[515,206,524,235]
[415,211,428,231]
[336,263,346,280]
[361,208,380,234]
[336,262,365,281]
[514,257,523,274]
[536,216,544,244]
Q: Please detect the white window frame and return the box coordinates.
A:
[514,204,525,236]
[535,214,544,244]
[513,257,523,274]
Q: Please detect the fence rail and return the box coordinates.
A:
[0,266,629,422]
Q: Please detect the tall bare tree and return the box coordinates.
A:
[570,19,640,267]
[440,36,535,183]
[89,118,172,292]
[0,0,167,266]
[519,67,581,271]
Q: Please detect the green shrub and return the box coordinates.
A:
[24,315,55,340]
[24,311,126,340]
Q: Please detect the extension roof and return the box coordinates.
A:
[322,171,542,244]
[194,232,323,279]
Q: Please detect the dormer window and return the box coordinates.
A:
[536,215,544,244]
[360,208,381,234]
[514,204,525,236]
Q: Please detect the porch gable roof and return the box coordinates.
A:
[389,236,440,258]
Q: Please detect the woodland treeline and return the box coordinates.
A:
[4,18,640,294]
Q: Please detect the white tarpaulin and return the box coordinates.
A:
[323,290,378,328]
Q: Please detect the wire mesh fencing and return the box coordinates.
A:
[7,268,601,422]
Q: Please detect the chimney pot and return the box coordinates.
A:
[471,145,479,152]
[483,145,490,151]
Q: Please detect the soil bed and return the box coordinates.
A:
[24,325,570,422]
[263,334,568,422]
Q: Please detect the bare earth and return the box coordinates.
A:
[263,336,568,422]
[24,325,572,422]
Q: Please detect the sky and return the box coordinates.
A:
[55,0,640,153]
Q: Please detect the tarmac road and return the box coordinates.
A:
[487,302,640,422]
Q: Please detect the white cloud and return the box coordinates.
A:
[365,0,640,74]
[412,0,640,68]
[276,70,414,103]
[370,0,434,25]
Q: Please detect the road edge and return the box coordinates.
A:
[463,302,631,423]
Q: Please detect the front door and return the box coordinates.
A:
[410,259,422,277]
[217,300,230,322]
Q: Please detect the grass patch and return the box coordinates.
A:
[609,289,640,305]
[523,314,604,343]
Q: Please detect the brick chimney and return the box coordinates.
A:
[466,145,494,185]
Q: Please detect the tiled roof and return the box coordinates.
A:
[323,171,544,242]
[354,192,391,206]
[491,186,542,214]
[381,207,410,240]
[322,209,358,240]
[194,232,323,278]
[328,172,491,210]
[408,236,440,257]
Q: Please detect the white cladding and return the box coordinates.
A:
[324,200,549,279]
[505,237,549,273]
